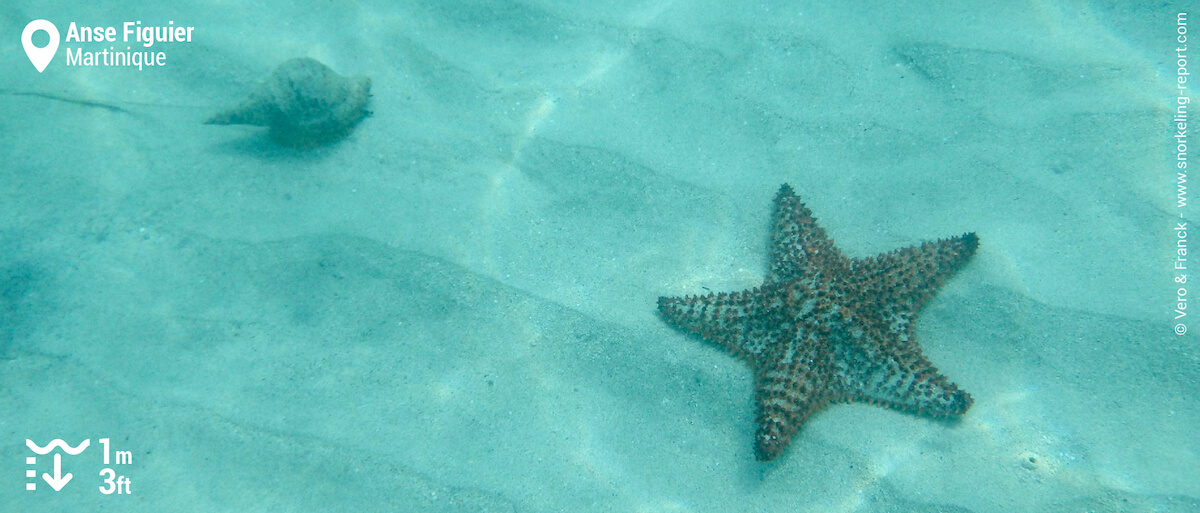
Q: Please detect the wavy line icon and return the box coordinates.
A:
[26,439,89,455]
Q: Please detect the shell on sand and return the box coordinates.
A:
[205,57,371,146]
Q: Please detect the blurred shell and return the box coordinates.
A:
[205,57,371,147]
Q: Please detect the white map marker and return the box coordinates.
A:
[22,20,60,73]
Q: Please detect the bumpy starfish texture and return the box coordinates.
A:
[658,184,976,461]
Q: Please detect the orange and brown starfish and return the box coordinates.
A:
[658,184,976,461]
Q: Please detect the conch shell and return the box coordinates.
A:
[205,57,371,147]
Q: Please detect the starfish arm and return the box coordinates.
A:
[765,184,848,283]
[657,287,783,362]
[844,338,973,417]
[852,232,979,312]
[753,355,837,461]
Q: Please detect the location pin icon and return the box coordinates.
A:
[22,20,60,73]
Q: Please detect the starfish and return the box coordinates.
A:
[658,184,976,461]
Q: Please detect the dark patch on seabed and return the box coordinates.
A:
[0,259,43,359]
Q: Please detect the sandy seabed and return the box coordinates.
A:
[1,1,1196,511]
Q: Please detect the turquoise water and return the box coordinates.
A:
[2,1,1196,511]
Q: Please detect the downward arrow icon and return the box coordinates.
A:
[42,453,73,491]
